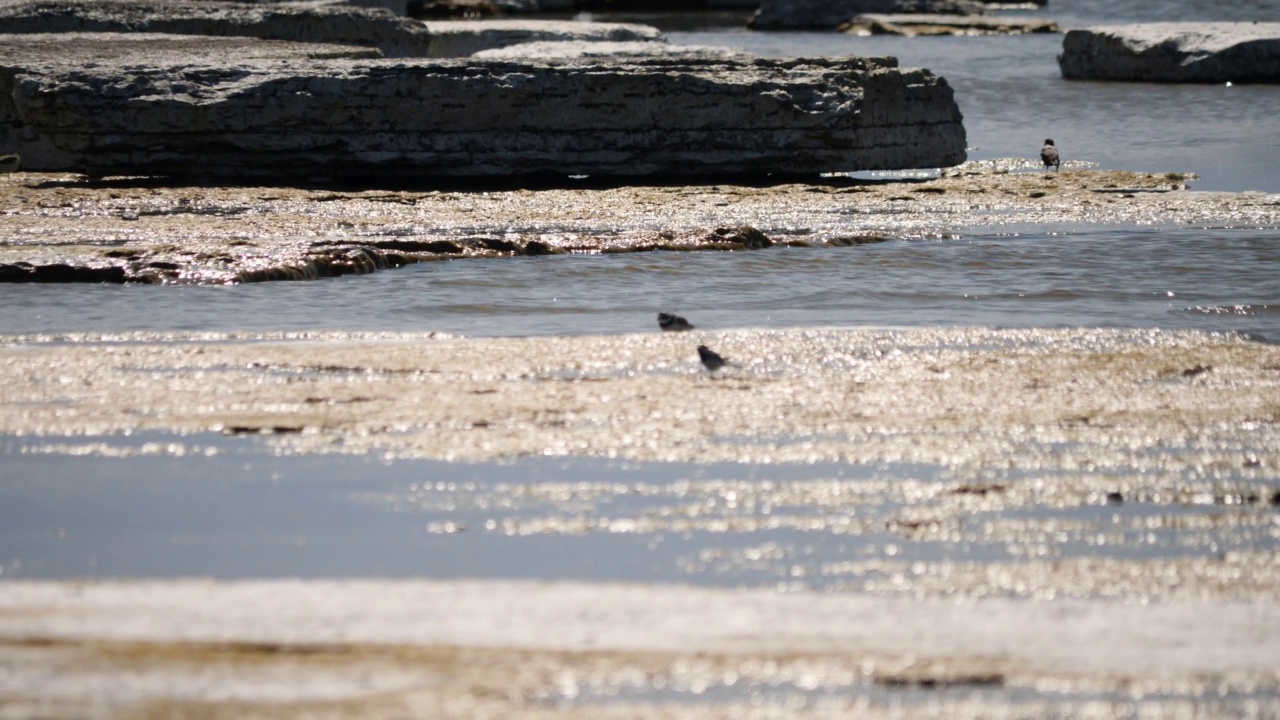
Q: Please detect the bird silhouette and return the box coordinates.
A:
[697,345,728,373]
[1040,139,1060,172]
[658,312,694,332]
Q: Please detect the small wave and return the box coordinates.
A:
[1184,304,1275,317]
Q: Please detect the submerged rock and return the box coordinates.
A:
[749,0,987,31]
[1059,23,1280,83]
[2,37,967,179]
[843,13,1057,36]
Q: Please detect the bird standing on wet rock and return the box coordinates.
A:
[697,345,727,374]
[1040,139,1060,172]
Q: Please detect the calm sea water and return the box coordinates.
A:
[670,5,1280,194]
[2,228,1277,338]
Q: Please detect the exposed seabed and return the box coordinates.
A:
[1,326,1278,716]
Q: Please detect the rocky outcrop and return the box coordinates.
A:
[1059,23,1280,83]
[749,0,987,31]
[0,34,379,170]
[2,36,967,179]
[423,19,664,57]
[843,13,1057,36]
[0,0,435,57]
[472,40,743,59]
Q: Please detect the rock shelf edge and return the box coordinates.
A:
[1,34,967,180]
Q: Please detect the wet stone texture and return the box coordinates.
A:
[1,166,1268,284]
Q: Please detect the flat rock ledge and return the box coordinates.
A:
[0,0,435,57]
[843,13,1058,36]
[0,35,966,180]
[1059,22,1280,83]
[471,39,744,59]
[0,168,1240,286]
[749,0,988,31]
[422,18,664,57]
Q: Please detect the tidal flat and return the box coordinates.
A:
[1,325,1279,716]
[2,165,1280,716]
[3,165,1272,284]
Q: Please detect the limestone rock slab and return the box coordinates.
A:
[844,13,1058,36]
[0,33,382,171]
[749,0,986,31]
[4,51,967,179]
[471,39,744,59]
[422,18,664,57]
[1059,22,1280,83]
[0,0,434,57]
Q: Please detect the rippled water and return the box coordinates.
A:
[671,10,1280,194]
[3,228,1277,338]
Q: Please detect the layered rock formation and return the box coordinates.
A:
[423,18,663,57]
[749,0,986,30]
[2,36,966,179]
[0,0,435,57]
[843,13,1057,36]
[1059,23,1280,83]
[0,33,382,171]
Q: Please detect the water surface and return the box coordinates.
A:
[3,228,1276,339]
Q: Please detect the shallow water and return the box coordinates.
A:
[668,26,1280,193]
[4,432,1275,591]
[3,228,1276,339]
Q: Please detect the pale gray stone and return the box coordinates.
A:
[0,33,382,170]
[423,19,665,57]
[749,0,987,31]
[0,0,436,56]
[471,40,744,59]
[1059,22,1280,83]
[844,13,1057,36]
[0,36,966,179]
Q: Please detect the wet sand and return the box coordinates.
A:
[3,579,1279,718]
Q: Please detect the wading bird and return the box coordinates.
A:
[1040,139,1060,172]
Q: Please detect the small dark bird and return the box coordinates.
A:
[1040,139,1060,172]
[658,312,694,332]
[0,154,19,173]
[697,344,727,373]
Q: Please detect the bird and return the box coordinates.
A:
[658,312,694,332]
[1040,139,1060,172]
[0,154,20,173]
[697,344,728,373]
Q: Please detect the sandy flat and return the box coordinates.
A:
[1,578,1278,718]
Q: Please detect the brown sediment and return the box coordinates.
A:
[0,167,1268,284]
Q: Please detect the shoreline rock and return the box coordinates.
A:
[470,38,744,58]
[1059,22,1280,83]
[0,0,435,57]
[2,38,966,180]
[842,13,1057,36]
[749,0,987,31]
[2,168,1255,286]
[422,17,664,56]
